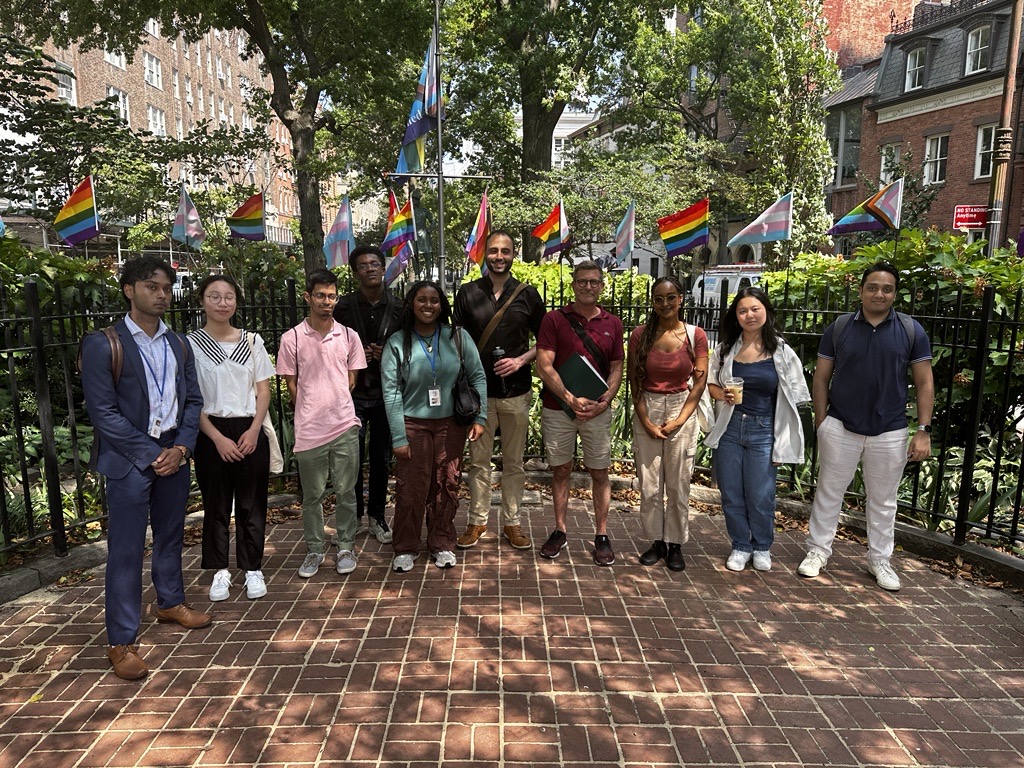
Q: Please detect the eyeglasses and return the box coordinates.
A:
[652,294,680,305]
[354,262,382,272]
[311,292,339,303]
[205,294,236,304]
[574,279,603,288]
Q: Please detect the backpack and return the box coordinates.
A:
[77,326,123,384]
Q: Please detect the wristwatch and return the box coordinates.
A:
[916,424,932,434]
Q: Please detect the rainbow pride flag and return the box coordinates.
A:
[531,200,570,258]
[227,193,266,240]
[828,178,903,235]
[465,190,490,267]
[54,176,100,246]
[728,192,793,247]
[381,198,414,252]
[658,199,709,258]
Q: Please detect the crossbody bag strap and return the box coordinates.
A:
[560,308,609,378]
[476,282,528,354]
[376,291,397,344]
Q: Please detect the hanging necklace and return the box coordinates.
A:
[415,330,435,353]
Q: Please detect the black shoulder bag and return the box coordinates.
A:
[451,326,482,426]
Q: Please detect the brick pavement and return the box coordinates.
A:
[1,486,1023,767]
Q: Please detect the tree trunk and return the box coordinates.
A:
[520,95,565,261]
[290,117,325,275]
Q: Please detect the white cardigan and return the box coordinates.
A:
[704,338,811,464]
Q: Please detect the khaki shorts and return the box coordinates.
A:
[541,406,612,470]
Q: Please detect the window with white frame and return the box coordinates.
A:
[229,104,235,125]
[237,32,247,57]
[216,56,224,80]
[242,110,252,131]
[905,48,925,91]
[226,65,232,89]
[207,50,212,75]
[143,52,162,89]
[104,49,126,69]
[966,26,991,75]
[55,65,76,105]
[197,84,204,113]
[209,99,215,119]
[825,105,861,186]
[218,97,226,123]
[923,133,949,185]
[145,18,160,37]
[172,69,179,99]
[879,143,902,184]
[175,116,183,140]
[185,76,192,104]
[147,104,166,136]
[195,44,201,66]
[106,86,130,125]
[214,29,221,40]
[975,124,996,178]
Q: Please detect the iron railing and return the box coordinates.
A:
[1,274,1021,559]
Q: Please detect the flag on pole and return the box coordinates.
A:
[394,30,441,183]
[658,199,709,258]
[727,192,793,248]
[381,198,415,252]
[323,195,356,268]
[531,200,571,258]
[227,193,266,240]
[53,176,100,246]
[827,178,904,235]
[382,191,416,285]
[171,183,206,250]
[615,201,636,265]
[465,190,490,266]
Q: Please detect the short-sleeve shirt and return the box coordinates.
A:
[536,305,624,410]
[276,320,366,452]
[188,329,275,418]
[628,324,708,394]
[818,309,932,436]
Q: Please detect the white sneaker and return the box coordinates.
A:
[726,550,752,572]
[336,550,358,575]
[868,561,901,592]
[392,553,416,572]
[434,550,457,569]
[798,551,828,578]
[752,551,772,571]
[368,518,393,544]
[244,570,267,599]
[297,552,325,578]
[209,569,231,602]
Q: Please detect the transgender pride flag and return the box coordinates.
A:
[728,191,793,248]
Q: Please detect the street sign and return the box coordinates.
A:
[953,205,987,229]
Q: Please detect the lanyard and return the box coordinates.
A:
[139,334,170,401]
[414,328,439,385]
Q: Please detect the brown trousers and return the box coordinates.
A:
[393,416,468,556]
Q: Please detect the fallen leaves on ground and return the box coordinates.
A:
[48,569,95,590]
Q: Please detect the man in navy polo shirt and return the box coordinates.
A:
[536,260,624,566]
[798,262,933,591]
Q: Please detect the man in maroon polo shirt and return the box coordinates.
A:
[535,259,624,565]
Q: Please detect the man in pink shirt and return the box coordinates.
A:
[277,269,366,578]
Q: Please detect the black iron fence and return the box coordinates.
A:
[1,274,1021,561]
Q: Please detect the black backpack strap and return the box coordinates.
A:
[560,308,609,378]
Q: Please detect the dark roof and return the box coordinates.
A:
[824,68,879,109]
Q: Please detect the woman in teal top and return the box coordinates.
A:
[381,281,487,572]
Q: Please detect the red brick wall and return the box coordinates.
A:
[824,0,916,68]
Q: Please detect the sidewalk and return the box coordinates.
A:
[1,484,1023,767]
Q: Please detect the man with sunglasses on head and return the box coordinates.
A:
[536,259,624,566]
[277,269,366,578]
[334,246,403,545]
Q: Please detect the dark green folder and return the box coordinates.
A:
[555,353,608,419]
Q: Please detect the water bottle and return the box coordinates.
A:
[493,346,508,397]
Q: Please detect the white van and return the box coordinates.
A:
[691,267,763,307]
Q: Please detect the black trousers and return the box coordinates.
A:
[194,415,270,571]
[353,397,392,523]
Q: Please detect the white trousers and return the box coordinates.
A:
[806,415,907,565]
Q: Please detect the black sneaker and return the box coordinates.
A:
[639,540,666,566]
[594,535,615,566]
[540,530,568,559]
[665,543,686,572]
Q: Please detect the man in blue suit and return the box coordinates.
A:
[81,255,209,680]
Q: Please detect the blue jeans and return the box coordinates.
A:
[715,412,777,553]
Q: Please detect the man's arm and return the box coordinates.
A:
[811,356,834,430]
[284,374,297,403]
[907,359,934,461]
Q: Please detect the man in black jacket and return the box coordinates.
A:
[333,245,403,543]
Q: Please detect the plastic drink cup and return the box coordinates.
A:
[725,377,744,404]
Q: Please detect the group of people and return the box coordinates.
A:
[79,242,933,681]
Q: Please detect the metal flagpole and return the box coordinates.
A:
[433,0,446,290]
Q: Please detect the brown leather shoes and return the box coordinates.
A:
[156,602,212,629]
[108,644,148,680]
[457,524,487,549]
[503,525,531,550]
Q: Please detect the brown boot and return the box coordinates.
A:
[502,525,531,550]
[457,524,487,549]
[156,603,212,629]
[107,644,148,680]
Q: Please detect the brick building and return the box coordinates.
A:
[824,0,916,68]
[827,0,1021,246]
